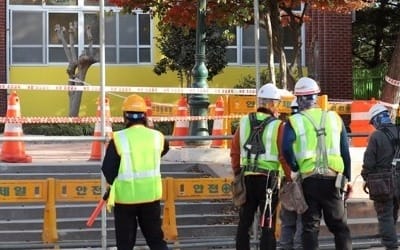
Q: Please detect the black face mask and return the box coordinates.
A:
[297,95,317,111]
[370,112,392,128]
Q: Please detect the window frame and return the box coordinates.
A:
[8,1,153,65]
[226,10,306,66]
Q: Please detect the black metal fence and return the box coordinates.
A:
[353,66,386,100]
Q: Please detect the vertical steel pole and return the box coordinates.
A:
[254,0,260,107]
[187,0,210,146]
[99,0,107,249]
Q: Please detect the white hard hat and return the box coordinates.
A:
[257,83,281,100]
[368,103,388,122]
[294,77,320,96]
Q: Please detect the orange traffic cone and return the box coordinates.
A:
[170,96,189,147]
[211,96,227,148]
[145,97,154,128]
[1,91,32,163]
[89,96,113,161]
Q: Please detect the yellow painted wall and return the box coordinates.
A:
[9,14,262,118]
[10,65,259,117]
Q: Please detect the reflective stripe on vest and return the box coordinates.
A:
[239,113,281,172]
[111,125,163,204]
[289,109,344,175]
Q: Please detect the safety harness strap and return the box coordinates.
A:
[300,110,328,174]
[243,112,276,168]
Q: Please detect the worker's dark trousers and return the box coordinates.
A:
[236,174,279,250]
[114,201,168,250]
[301,176,352,250]
[373,186,400,250]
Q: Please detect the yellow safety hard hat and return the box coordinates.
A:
[122,94,147,113]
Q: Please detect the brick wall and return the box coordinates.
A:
[0,1,6,116]
[306,10,353,101]
[305,10,353,126]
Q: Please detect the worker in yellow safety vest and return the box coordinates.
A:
[231,83,291,250]
[101,94,169,250]
[282,77,352,250]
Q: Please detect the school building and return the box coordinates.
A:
[0,1,353,117]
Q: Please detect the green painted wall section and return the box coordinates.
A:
[10,65,258,117]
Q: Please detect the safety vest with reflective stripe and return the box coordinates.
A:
[239,112,282,174]
[288,108,344,175]
[111,125,164,204]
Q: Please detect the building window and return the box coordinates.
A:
[11,11,45,63]
[9,2,152,65]
[10,0,78,5]
[227,25,304,66]
[48,13,79,63]
[84,0,114,6]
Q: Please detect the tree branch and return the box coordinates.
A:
[55,24,72,63]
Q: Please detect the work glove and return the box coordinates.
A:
[290,171,300,182]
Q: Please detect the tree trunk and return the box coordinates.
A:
[55,23,98,117]
[266,11,276,85]
[266,0,289,89]
[68,78,83,117]
[381,33,400,120]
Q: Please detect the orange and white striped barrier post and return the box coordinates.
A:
[211,96,227,148]
[0,91,32,163]
[349,99,377,147]
[89,96,113,161]
[170,96,189,147]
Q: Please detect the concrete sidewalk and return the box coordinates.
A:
[8,141,368,199]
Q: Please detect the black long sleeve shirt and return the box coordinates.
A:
[361,124,400,180]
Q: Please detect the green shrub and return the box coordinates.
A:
[23,123,94,136]
[154,121,174,135]
[18,121,174,136]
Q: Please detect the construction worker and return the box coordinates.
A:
[230,83,290,250]
[101,94,169,250]
[361,103,400,250]
[282,77,352,250]
[279,97,303,250]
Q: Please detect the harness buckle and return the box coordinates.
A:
[316,165,329,175]
[316,128,326,137]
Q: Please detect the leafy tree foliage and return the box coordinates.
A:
[153,22,230,88]
[110,0,372,27]
[110,0,374,90]
[234,69,278,89]
[352,0,400,69]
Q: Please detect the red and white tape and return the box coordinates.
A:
[385,75,400,87]
[378,100,399,110]
[0,115,244,124]
[0,83,256,95]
